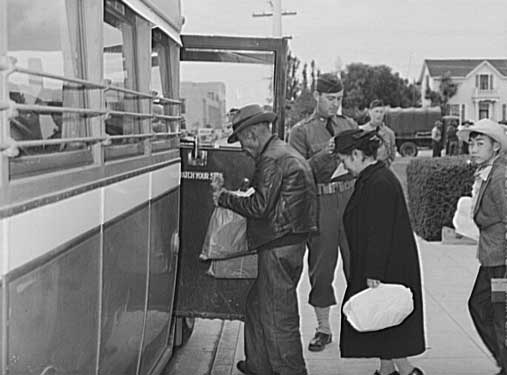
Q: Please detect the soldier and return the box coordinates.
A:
[360,99,397,167]
[288,73,357,351]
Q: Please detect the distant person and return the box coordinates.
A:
[431,120,443,157]
[458,119,507,375]
[335,128,426,375]
[458,120,473,154]
[288,73,357,352]
[360,99,396,167]
[445,123,459,155]
[214,104,317,375]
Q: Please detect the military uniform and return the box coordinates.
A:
[360,122,397,167]
[289,112,357,308]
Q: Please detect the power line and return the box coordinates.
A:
[252,0,296,37]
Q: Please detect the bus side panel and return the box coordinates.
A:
[139,189,180,375]
[99,206,149,375]
[175,147,255,320]
[7,234,100,375]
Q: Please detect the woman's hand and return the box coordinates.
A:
[367,278,381,288]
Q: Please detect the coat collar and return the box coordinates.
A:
[345,161,385,212]
[310,111,336,125]
[356,160,384,186]
[256,135,278,160]
[473,155,505,216]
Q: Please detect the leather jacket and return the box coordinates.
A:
[218,136,318,250]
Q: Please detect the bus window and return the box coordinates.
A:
[151,30,181,152]
[180,48,275,146]
[103,0,152,159]
[6,0,93,176]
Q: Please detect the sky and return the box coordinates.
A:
[180,0,507,82]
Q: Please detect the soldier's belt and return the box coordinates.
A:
[317,181,355,195]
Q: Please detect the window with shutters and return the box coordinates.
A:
[477,74,493,91]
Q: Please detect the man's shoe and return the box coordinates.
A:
[374,371,400,375]
[236,360,255,375]
[408,368,423,375]
[308,331,332,351]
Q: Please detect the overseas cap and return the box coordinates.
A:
[369,99,384,109]
[316,73,343,93]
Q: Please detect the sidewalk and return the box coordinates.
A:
[166,237,498,375]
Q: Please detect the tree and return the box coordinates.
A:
[341,63,420,111]
[286,52,301,102]
[425,71,457,115]
[310,60,316,92]
[302,62,308,91]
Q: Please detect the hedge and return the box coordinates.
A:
[406,156,475,241]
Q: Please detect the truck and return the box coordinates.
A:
[384,107,460,157]
[384,107,440,157]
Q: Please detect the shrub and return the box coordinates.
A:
[407,156,474,241]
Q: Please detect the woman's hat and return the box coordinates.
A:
[334,129,379,154]
[457,118,507,151]
[227,104,276,143]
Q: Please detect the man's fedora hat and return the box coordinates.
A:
[227,104,277,143]
[458,118,507,151]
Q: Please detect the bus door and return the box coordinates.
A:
[174,35,288,320]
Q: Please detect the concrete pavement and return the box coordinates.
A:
[165,237,498,375]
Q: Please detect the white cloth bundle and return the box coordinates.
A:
[452,196,479,241]
[343,283,414,332]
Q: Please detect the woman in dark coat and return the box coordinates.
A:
[334,129,425,375]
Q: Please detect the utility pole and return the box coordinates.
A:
[252,0,297,37]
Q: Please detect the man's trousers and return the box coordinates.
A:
[244,242,307,375]
[469,266,507,372]
[308,189,352,307]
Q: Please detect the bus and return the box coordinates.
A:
[0,0,288,374]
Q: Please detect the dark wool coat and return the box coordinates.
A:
[340,162,425,358]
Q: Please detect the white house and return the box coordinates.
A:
[419,59,507,123]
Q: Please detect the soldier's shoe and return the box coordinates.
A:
[308,331,332,351]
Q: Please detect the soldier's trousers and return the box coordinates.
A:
[308,189,352,307]
[244,242,307,375]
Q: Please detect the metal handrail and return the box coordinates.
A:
[1,136,106,149]
[108,110,154,119]
[105,85,154,99]
[9,67,106,89]
[107,133,156,140]
[153,131,182,137]
[153,114,182,121]
[155,97,182,105]
[14,104,107,117]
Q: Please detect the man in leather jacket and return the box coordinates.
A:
[214,104,317,375]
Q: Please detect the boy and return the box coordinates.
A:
[458,119,507,375]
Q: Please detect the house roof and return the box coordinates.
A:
[423,59,507,78]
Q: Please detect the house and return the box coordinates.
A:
[419,59,507,123]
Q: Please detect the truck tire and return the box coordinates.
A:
[399,142,418,157]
